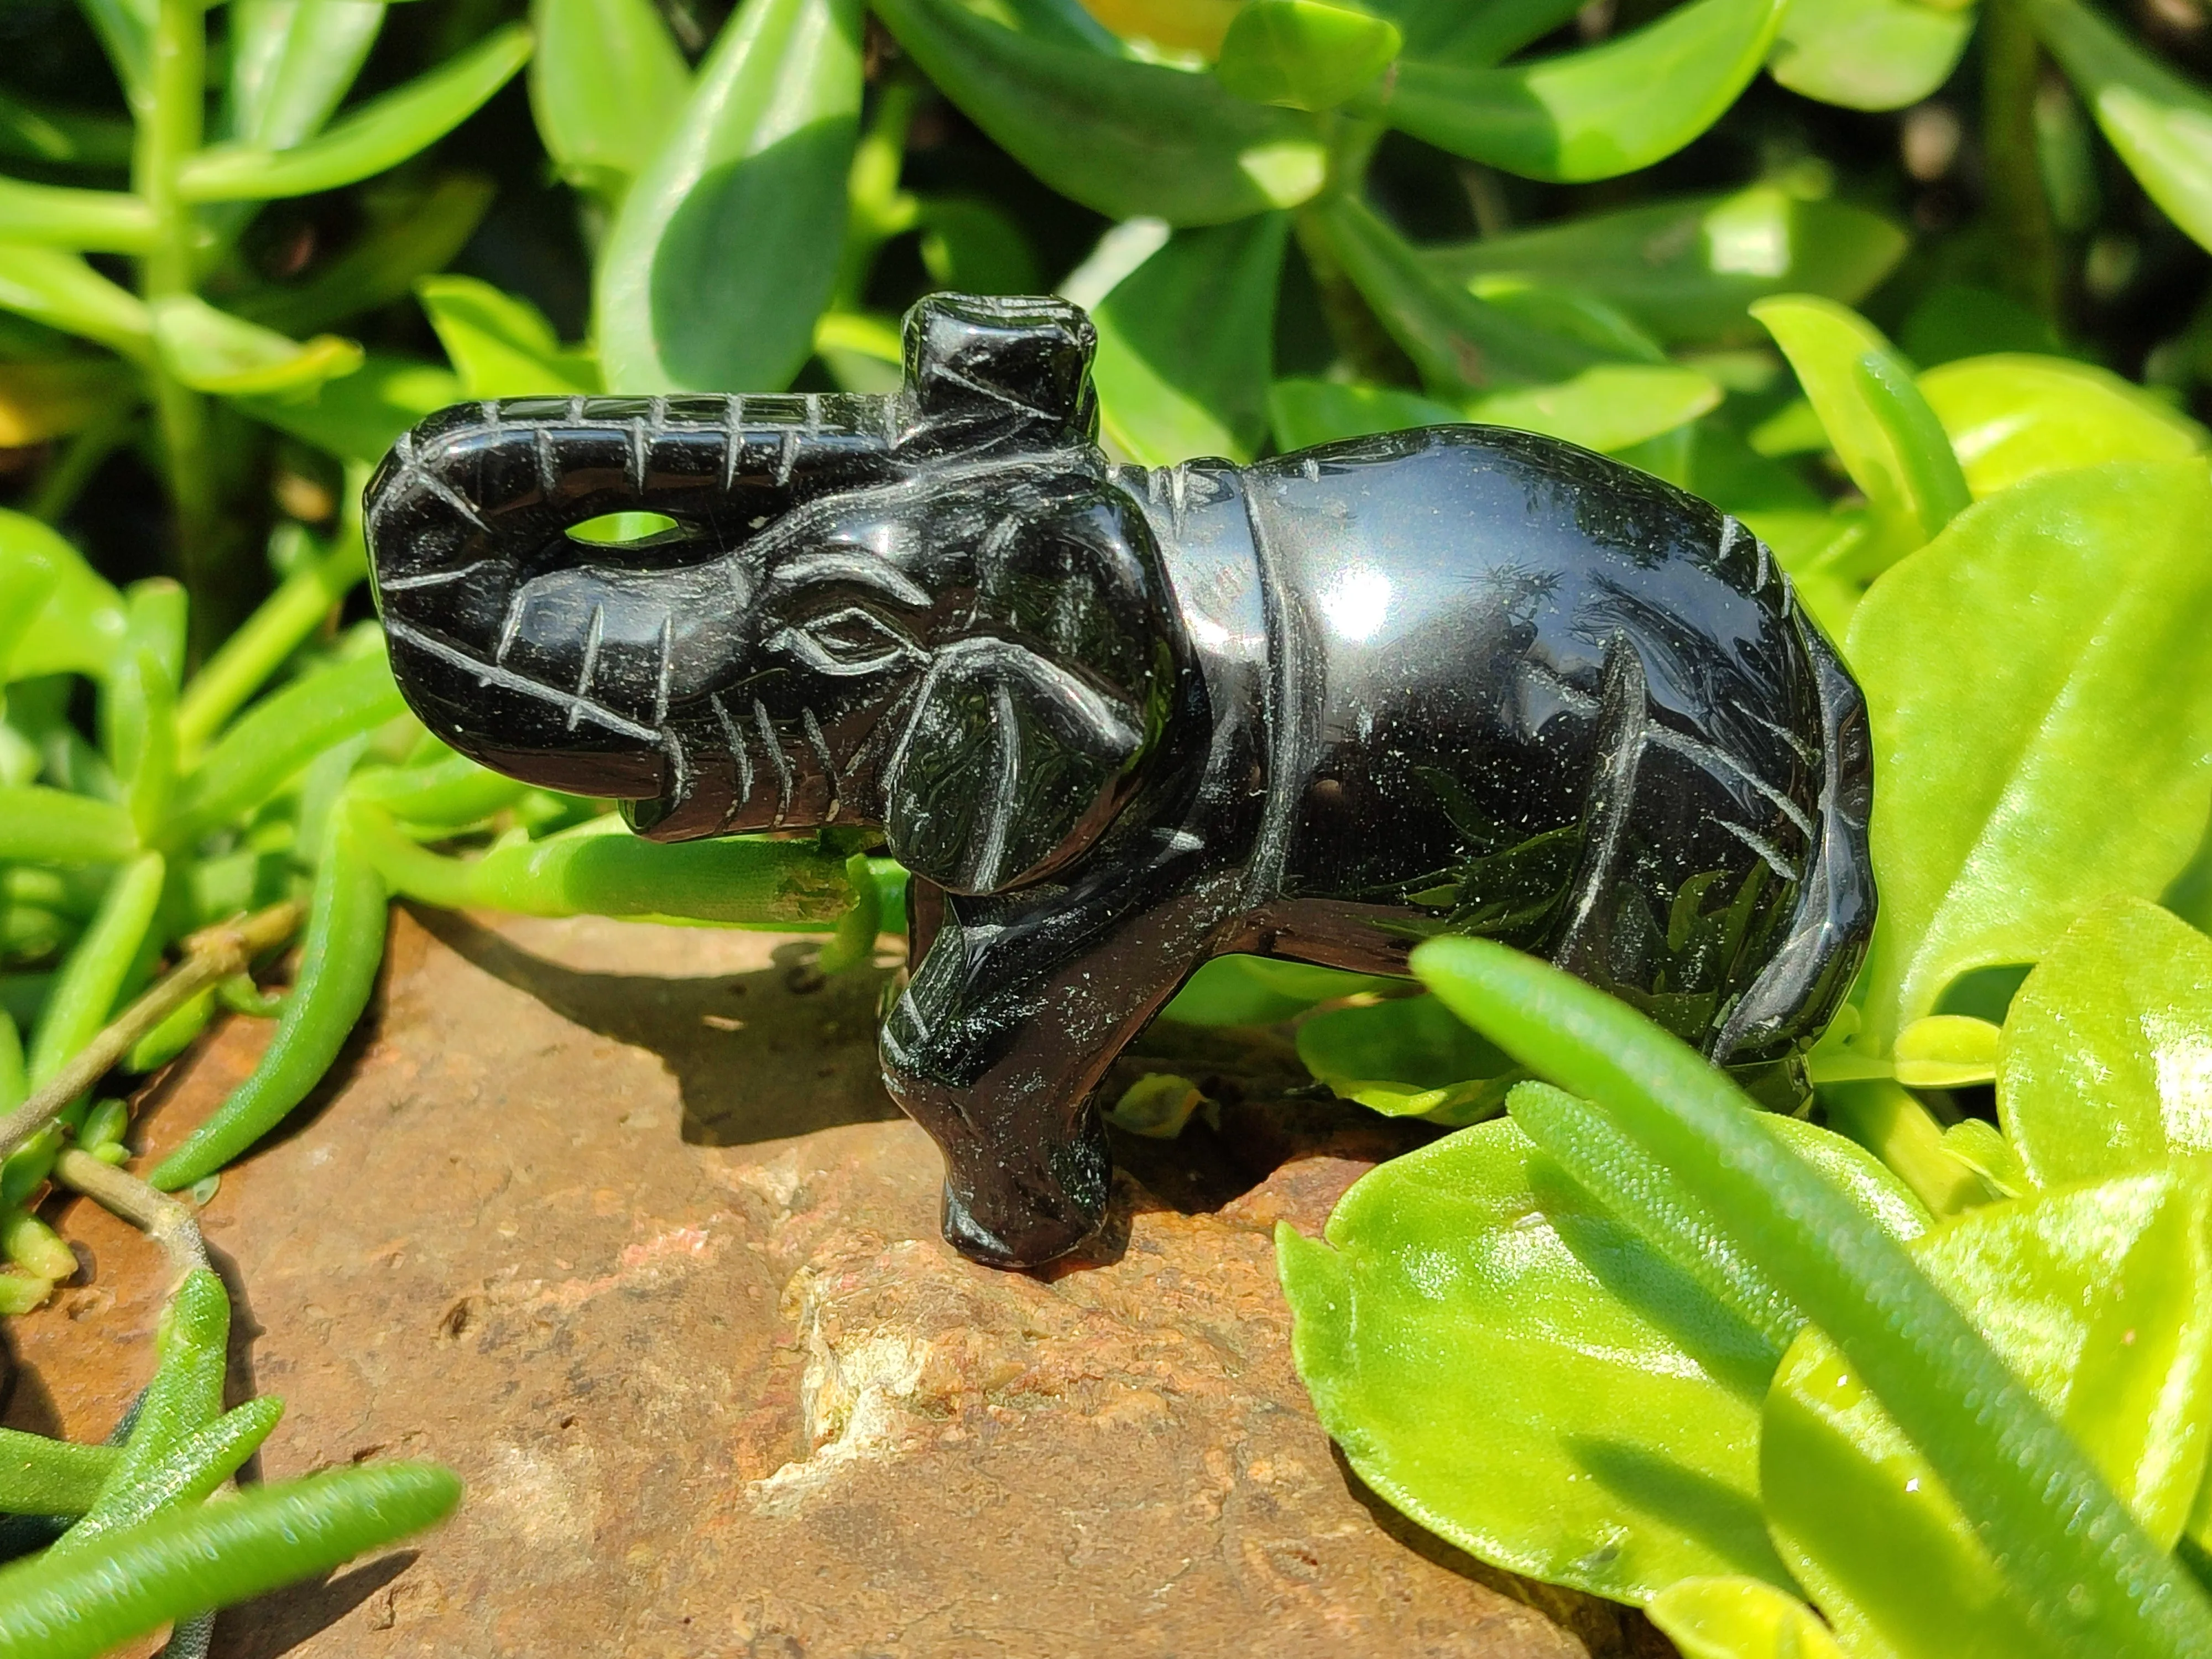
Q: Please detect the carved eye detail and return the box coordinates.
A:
[779,604,921,676]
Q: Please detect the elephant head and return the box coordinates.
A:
[363,294,1176,896]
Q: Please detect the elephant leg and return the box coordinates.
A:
[880,832,1236,1268]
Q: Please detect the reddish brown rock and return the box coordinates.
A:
[3,907,1666,1658]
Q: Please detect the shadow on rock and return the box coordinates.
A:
[406,905,905,1146]
[213,1550,419,1659]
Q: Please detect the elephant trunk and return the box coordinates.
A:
[363,392,905,800]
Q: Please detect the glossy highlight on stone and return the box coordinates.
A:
[363,293,1876,1270]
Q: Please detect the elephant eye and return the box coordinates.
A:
[781,605,919,676]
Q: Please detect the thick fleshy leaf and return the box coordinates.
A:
[0,244,150,358]
[1892,1013,2001,1088]
[1214,0,1402,111]
[1159,954,1400,1025]
[530,0,690,200]
[1390,0,1590,67]
[1092,213,1288,465]
[1373,0,1788,182]
[181,23,531,203]
[1080,0,1236,55]
[873,0,1327,225]
[416,274,597,398]
[1999,898,2212,1186]
[151,298,363,398]
[595,0,862,393]
[224,0,386,149]
[1764,1168,2212,1656]
[2027,0,2212,254]
[0,510,125,684]
[1468,364,1720,454]
[1845,462,2212,1047]
[1298,994,1520,1123]
[916,196,1041,294]
[1268,378,1461,450]
[1918,353,2206,498]
[1279,1117,1793,1604]
[0,177,152,252]
[1425,187,1906,347]
[1648,1577,1848,1659]
[1317,195,1610,392]
[1767,0,1975,113]
[236,351,462,463]
[1753,295,1969,566]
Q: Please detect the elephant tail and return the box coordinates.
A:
[362,393,902,797]
[1711,598,1876,1068]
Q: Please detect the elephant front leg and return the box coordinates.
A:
[880,852,1232,1268]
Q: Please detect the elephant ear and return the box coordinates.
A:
[880,481,1169,895]
[881,641,1147,895]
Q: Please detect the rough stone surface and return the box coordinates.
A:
[2,908,1668,1659]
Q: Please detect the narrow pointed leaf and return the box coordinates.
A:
[1469,364,1720,453]
[872,0,1327,224]
[1268,378,1462,449]
[77,0,155,110]
[1424,187,1906,346]
[1753,295,1967,551]
[225,0,387,149]
[181,23,531,203]
[1649,1578,1849,1659]
[1372,0,1788,181]
[530,0,690,199]
[235,352,462,463]
[2028,0,2212,254]
[1317,195,1608,391]
[0,245,149,359]
[596,0,862,393]
[1092,213,1288,465]
[0,179,152,253]
[0,510,125,684]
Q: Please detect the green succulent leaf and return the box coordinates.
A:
[595,0,862,393]
[1091,213,1289,465]
[0,510,125,684]
[1214,0,1402,112]
[1752,295,1969,565]
[1423,186,1907,347]
[1373,0,1788,181]
[181,23,532,203]
[1764,1167,2212,1656]
[1647,1577,1848,1659]
[1384,0,1589,67]
[1918,353,2207,498]
[1316,195,1611,391]
[915,197,1043,295]
[1999,898,2212,1186]
[1159,954,1400,1025]
[0,178,153,253]
[0,244,150,359]
[2027,0,2212,254]
[234,352,462,464]
[77,0,155,111]
[223,0,388,151]
[416,274,597,398]
[150,297,363,398]
[1767,0,1976,113]
[1278,1117,1793,1603]
[1845,462,2212,1047]
[238,173,497,339]
[1298,993,1521,1123]
[1468,364,1721,454]
[529,0,691,201]
[872,0,1327,224]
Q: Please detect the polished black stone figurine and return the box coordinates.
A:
[364,293,1875,1269]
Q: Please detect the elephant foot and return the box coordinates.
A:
[936,1112,1112,1270]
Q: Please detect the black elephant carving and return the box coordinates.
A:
[364,292,1875,1270]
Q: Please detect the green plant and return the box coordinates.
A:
[7,0,2212,1648]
